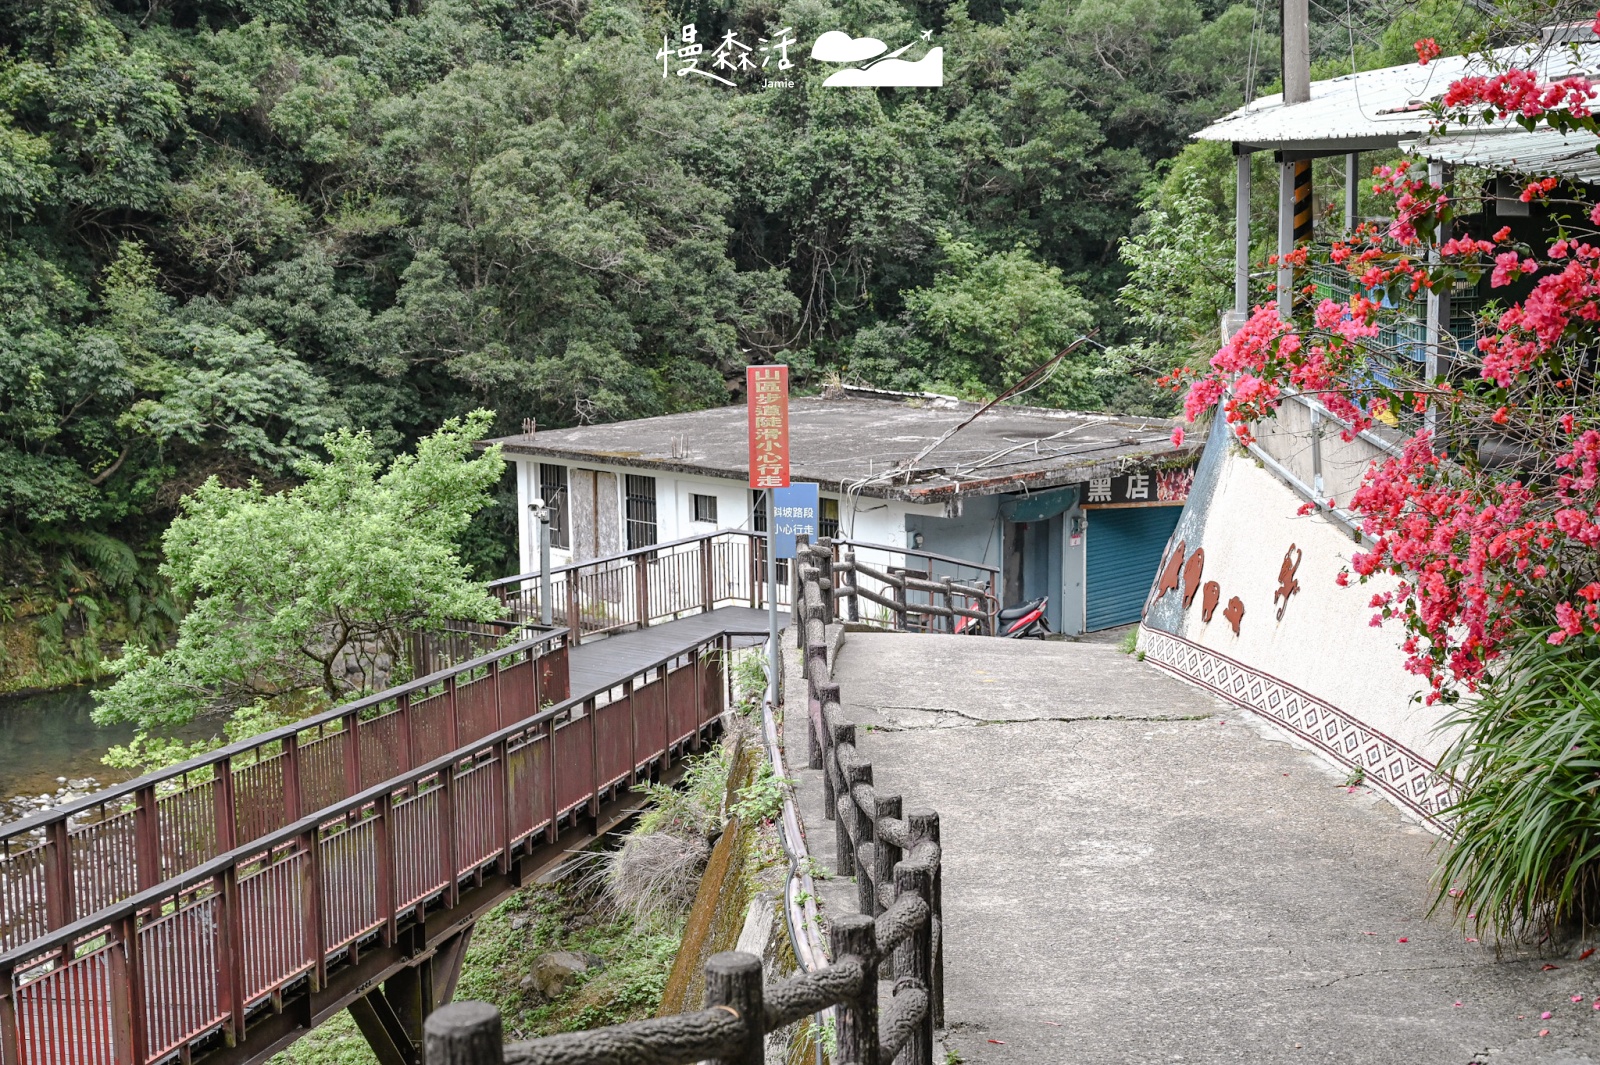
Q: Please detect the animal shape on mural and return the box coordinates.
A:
[1200,580,1221,622]
[1181,548,1205,608]
[1223,595,1244,635]
[1274,544,1303,621]
[1157,540,1185,599]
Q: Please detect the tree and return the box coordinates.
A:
[851,234,1097,405]
[92,411,506,756]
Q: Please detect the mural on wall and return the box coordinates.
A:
[1222,596,1245,635]
[1157,540,1185,597]
[1273,545,1303,621]
[1148,538,1307,638]
[1181,549,1205,608]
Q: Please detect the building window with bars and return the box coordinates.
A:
[819,497,840,540]
[692,493,718,524]
[625,474,658,550]
[538,463,570,550]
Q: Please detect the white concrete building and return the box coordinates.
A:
[488,387,1198,635]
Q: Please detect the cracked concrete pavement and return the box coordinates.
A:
[783,631,1600,1065]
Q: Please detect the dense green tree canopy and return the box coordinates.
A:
[92,411,504,766]
[6,0,1442,634]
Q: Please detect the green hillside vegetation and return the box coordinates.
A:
[0,0,1463,676]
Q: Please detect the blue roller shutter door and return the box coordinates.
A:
[1085,507,1182,630]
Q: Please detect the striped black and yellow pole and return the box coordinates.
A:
[1291,159,1313,309]
[1292,159,1314,242]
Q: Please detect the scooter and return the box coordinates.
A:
[956,596,1052,638]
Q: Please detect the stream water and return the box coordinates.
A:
[0,687,214,823]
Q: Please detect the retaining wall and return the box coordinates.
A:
[1138,420,1454,828]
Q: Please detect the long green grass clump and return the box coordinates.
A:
[1434,627,1600,940]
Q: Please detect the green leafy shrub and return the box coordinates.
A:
[1434,627,1600,940]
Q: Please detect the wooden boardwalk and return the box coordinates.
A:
[568,607,779,699]
[0,604,779,1065]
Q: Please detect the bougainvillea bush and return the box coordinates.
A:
[1174,29,1600,937]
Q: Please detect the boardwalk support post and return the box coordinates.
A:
[348,988,418,1065]
[423,1001,501,1065]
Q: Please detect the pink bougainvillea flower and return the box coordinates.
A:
[1541,1011,1553,1019]
[1415,37,1441,65]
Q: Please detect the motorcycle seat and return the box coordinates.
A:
[997,603,1039,622]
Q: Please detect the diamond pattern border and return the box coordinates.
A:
[1140,628,1453,827]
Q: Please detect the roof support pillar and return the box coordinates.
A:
[1424,160,1452,433]
[1235,149,1252,315]
[1277,157,1294,320]
[1344,152,1360,237]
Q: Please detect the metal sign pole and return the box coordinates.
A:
[766,489,780,706]
[538,503,553,627]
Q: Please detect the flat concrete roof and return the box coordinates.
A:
[487,388,1194,503]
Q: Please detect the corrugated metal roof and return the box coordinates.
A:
[1404,127,1600,181]
[1193,42,1600,151]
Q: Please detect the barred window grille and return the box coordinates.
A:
[625,474,658,550]
[820,497,840,540]
[539,463,570,550]
[692,493,718,524]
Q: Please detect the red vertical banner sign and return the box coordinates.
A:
[747,365,790,489]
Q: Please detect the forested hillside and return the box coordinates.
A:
[0,0,1454,674]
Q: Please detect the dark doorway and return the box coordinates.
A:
[1003,522,1026,606]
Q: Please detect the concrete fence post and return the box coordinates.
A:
[704,952,764,1065]
[893,861,934,1065]
[831,914,880,1065]
[424,1001,502,1064]
[907,808,943,1029]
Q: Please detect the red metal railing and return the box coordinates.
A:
[489,530,789,643]
[0,630,569,955]
[0,632,735,1065]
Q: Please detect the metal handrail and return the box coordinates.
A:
[0,628,567,844]
[488,530,764,590]
[0,630,734,972]
[829,535,999,583]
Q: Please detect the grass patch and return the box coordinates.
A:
[1434,626,1600,942]
[270,879,684,1064]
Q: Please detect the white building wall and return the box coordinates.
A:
[1139,426,1454,828]
[509,457,941,576]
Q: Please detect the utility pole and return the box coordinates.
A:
[1282,0,1309,105]
[1277,0,1312,319]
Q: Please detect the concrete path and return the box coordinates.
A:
[784,632,1600,1065]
